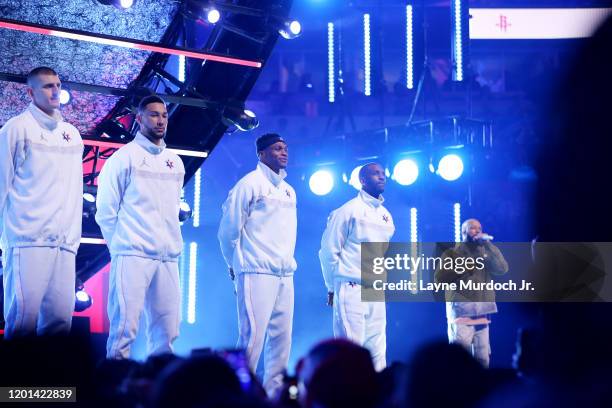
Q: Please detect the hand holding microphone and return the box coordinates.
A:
[475,232,494,242]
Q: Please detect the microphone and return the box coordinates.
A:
[479,234,494,241]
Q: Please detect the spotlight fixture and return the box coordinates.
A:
[179,200,192,222]
[437,154,464,181]
[97,0,135,9]
[74,283,93,312]
[83,184,97,203]
[82,184,97,219]
[205,8,221,24]
[392,159,419,186]
[309,170,334,196]
[279,19,302,39]
[221,106,259,131]
[97,119,132,140]
[59,89,71,105]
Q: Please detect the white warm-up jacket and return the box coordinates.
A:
[319,190,395,291]
[0,103,83,254]
[95,132,184,261]
[218,162,297,276]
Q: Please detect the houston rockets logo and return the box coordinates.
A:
[165,159,174,169]
[496,15,511,32]
[62,131,71,142]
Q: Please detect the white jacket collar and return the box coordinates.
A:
[359,189,384,208]
[135,132,165,155]
[257,161,286,187]
[28,103,62,131]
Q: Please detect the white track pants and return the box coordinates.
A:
[2,246,75,339]
[236,274,294,398]
[333,281,387,371]
[106,255,181,359]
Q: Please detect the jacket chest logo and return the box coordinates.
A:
[140,157,150,168]
[165,159,174,169]
[382,214,389,223]
[285,189,291,198]
[40,133,48,142]
[62,131,71,142]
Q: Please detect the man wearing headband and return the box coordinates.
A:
[218,133,297,398]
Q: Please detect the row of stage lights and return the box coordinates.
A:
[198,8,302,40]
[97,0,302,39]
[308,154,465,196]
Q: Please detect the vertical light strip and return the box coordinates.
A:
[454,203,461,242]
[410,207,418,294]
[453,0,464,81]
[363,14,371,96]
[193,168,201,227]
[406,4,414,89]
[178,243,187,317]
[178,55,186,82]
[187,242,198,324]
[410,207,418,243]
[327,22,335,103]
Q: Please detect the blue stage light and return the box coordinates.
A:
[59,89,71,105]
[454,203,461,242]
[410,207,418,243]
[309,170,334,196]
[193,168,201,227]
[97,0,135,10]
[179,200,192,222]
[290,20,302,36]
[328,22,335,103]
[406,4,414,89]
[187,242,198,324]
[451,0,468,81]
[206,8,221,24]
[392,159,419,186]
[437,154,464,181]
[363,14,371,96]
[74,288,93,312]
[75,290,89,302]
[279,20,302,39]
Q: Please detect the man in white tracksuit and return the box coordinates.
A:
[319,163,395,371]
[96,95,184,359]
[0,67,83,338]
[218,133,297,397]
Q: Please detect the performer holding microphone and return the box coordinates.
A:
[435,218,508,367]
